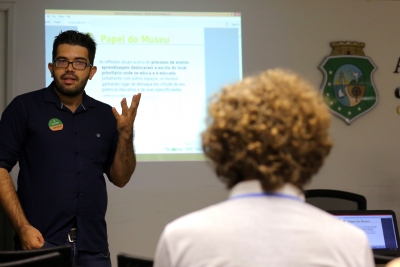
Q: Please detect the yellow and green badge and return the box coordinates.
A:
[48,118,63,131]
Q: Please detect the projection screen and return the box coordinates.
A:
[45,9,243,162]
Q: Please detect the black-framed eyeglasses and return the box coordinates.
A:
[53,60,92,70]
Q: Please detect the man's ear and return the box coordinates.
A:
[89,66,97,80]
[48,62,54,77]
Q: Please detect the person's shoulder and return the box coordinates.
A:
[8,88,47,108]
[83,94,115,120]
[303,204,368,240]
[85,94,112,109]
[85,95,118,121]
[90,96,111,108]
[15,87,47,99]
[304,208,373,265]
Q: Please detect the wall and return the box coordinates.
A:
[1,0,400,265]
[0,3,15,251]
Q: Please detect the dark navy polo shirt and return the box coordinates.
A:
[0,83,118,252]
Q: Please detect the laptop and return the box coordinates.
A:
[328,210,400,257]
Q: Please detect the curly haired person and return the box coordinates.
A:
[154,68,374,267]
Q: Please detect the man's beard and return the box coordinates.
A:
[52,71,90,97]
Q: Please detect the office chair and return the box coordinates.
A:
[304,189,367,211]
[0,244,70,267]
[374,254,397,265]
[117,252,153,267]
[0,251,62,267]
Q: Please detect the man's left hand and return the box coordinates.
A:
[112,93,141,135]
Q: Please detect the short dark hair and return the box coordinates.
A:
[52,30,96,64]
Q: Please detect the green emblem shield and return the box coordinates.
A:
[319,55,378,125]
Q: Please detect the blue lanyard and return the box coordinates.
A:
[230,192,302,202]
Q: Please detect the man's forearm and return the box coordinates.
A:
[0,168,30,235]
[110,131,136,188]
[110,93,141,187]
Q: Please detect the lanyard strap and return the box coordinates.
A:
[230,192,302,202]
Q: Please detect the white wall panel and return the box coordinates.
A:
[1,1,400,266]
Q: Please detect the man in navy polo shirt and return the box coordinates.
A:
[0,30,141,267]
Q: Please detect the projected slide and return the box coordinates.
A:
[45,10,242,161]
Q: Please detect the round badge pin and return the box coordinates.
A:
[48,118,63,131]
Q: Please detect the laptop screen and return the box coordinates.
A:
[328,210,399,254]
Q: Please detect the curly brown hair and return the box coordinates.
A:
[202,68,332,191]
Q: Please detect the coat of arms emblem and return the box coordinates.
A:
[319,41,378,125]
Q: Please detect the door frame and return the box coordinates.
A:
[0,2,14,105]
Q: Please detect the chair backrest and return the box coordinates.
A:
[373,254,397,265]
[117,252,153,267]
[305,189,367,210]
[0,244,70,267]
[0,252,62,267]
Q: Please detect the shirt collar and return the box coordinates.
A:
[44,82,96,109]
[228,180,305,202]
